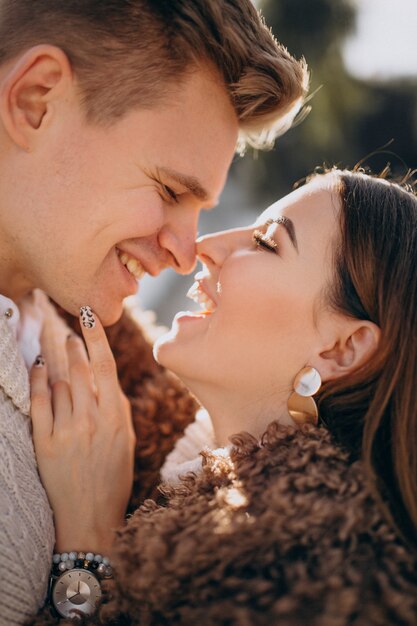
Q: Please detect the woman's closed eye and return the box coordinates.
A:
[252,229,279,253]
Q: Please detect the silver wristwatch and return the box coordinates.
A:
[49,552,112,619]
[50,568,102,618]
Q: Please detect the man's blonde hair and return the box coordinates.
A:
[0,0,308,150]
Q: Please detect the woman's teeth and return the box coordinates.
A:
[118,251,146,280]
[186,282,217,312]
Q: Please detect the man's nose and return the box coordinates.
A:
[157,211,199,275]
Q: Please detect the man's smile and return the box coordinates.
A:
[116,247,146,281]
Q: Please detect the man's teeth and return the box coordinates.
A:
[119,251,146,280]
[186,282,216,312]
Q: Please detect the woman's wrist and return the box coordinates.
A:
[55,534,114,555]
[54,519,123,556]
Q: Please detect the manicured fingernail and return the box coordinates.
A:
[80,305,96,329]
[34,355,45,368]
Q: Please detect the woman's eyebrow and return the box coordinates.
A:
[269,216,298,253]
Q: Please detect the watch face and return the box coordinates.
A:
[52,568,102,618]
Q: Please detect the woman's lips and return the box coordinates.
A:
[186,281,217,313]
[174,310,213,322]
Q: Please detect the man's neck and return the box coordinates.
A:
[0,251,33,303]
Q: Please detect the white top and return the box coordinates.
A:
[0,293,43,370]
[161,408,231,484]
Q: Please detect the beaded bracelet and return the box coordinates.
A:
[52,551,113,578]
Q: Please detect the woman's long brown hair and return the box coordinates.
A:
[317,169,417,546]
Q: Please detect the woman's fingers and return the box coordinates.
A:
[51,380,73,428]
[66,333,96,415]
[79,306,119,407]
[30,355,54,444]
[30,310,135,555]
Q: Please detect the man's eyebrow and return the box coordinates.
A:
[158,166,210,202]
[271,216,298,253]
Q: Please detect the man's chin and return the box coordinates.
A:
[99,307,124,327]
[52,297,124,327]
[90,302,124,327]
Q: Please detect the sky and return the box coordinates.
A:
[343,0,417,80]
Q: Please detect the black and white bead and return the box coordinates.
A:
[52,550,112,578]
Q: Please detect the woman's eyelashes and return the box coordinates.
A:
[252,229,279,253]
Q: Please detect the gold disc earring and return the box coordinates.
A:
[287,366,322,426]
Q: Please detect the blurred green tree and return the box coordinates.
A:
[234,0,417,204]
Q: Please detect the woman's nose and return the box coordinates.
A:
[196,227,245,267]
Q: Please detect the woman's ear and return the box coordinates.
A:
[315,319,381,381]
[0,45,72,151]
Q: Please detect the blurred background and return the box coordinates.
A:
[136,0,417,327]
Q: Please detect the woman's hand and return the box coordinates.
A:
[30,306,136,556]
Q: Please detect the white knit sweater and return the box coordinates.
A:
[0,292,71,626]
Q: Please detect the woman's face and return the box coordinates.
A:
[154,176,341,443]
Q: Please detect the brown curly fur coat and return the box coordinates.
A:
[28,311,417,626]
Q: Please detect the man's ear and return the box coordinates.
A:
[0,45,72,151]
[314,320,381,382]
